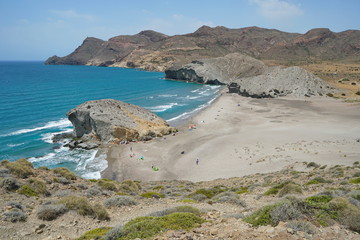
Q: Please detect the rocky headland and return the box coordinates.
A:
[45,26,360,72]
[65,99,176,149]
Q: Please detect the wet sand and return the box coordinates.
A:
[102,94,360,182]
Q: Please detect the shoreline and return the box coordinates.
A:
[101,93,360,182]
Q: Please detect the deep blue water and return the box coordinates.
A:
[0,61,221,178]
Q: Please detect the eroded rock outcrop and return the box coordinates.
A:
[67,99,176,144]
[165,53,267,85]
[165,53,336,98]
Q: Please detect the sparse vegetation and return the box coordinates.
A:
[140,191,164,198]
[59,196,109,220]
[2,159,34,178]
[52,167,77,180]
[2,210,27,222]
[18,184,38,197]
[149,206,201,217]
[118,179,141,194]
[36,203,68,221]
[0,177,20,191]
[104,196,137,208]
[350,178,360,184]
[98,179,118,191]
[306,177,330,185]
[76,227,112,240]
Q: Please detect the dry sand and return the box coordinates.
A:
[102,93,360,182]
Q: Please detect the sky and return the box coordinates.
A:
[0,0,359,61]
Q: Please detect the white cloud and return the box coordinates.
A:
[50,9,95,21]
[250,0,303,20]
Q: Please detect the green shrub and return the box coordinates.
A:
[93,203,110,221]
[149,206,201,217]
[59,196,109,220]
[98,179,117,191]
[306,177,329,185]
[244,205,275,226]
[350,178,360,184]
[305,195,333,209]
[270,201,302,224]
[53,176,71,185]
[36,204,68,221]
[120,213,204,240]
[140,192,164,198]
[278,183,303,197]
[354,172,360,177]
[118,179,141,194]
[52,167,77,180]
[104,196,137,208]
[76,227,112,240]
[189,186,226,199]
[18,185,38,197]
[356,91,360,96]
[235,187,249,194]
[264,181,291,196]
[4,159,34,178]
[153,185,164,191]
[28,178,50,196]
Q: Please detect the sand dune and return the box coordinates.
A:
[102,93,360,182]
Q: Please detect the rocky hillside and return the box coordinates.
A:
[165,53,336,98]
[1,158,360,239]
[66,99,176,146]
[45,26,360,71]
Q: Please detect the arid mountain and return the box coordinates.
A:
[45,26,360,71]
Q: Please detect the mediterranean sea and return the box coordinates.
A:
[0,61,221,178]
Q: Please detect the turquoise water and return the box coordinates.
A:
[0,61,221,178]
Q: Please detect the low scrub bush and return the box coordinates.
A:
[98,179,117,191]
[214,192,247,207]
[59,196,109,220]
[53,176,71,185]
[28,178,50,196]
[306,177,330,185]
[3,159,34,178]
[118,179,141,194]
[2,210,27,222]
[0,177,20,191]
[140,191,164,198]
[76,227,112,240]
[286,220,315,234]
[36,203,68,221]
[6,201,23,210]
[270,201,302,224]
[52,167,77,180]
[349,178,360,184]
[264,181,292,196]
[278,183,303,197]
[18,185,38,197]
[188,186,227,199]
[104,196,137,208]
[235,187,249,194]
[85,187,103,197]
[149,206,201,217]
[307,162,320,168]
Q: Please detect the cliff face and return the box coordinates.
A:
[67,99,176,143]
[165,53,336,98]
[45,26,360,70]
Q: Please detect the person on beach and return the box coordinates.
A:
[196,158,199,165]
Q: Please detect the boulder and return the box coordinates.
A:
[67,99,176,143]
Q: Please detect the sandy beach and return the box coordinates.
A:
[102,93,360,182]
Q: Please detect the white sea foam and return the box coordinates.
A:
[28,153,56,163]
[6,143,25,147]
[78,152,108,179]
[158,94,178,97]
[41,129,73,144]
[147,103,179,113]
[1,118,72,137]
[167,95,218,123]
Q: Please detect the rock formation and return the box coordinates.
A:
[165,53,267,85]
[165,53,336,98]
[67,99,176,143]
[45,26,360,71]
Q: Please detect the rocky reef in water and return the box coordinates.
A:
[65,99,176,148]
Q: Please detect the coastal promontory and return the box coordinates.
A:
[67,99,176,143]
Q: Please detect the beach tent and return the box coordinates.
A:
[152,166,159,171]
